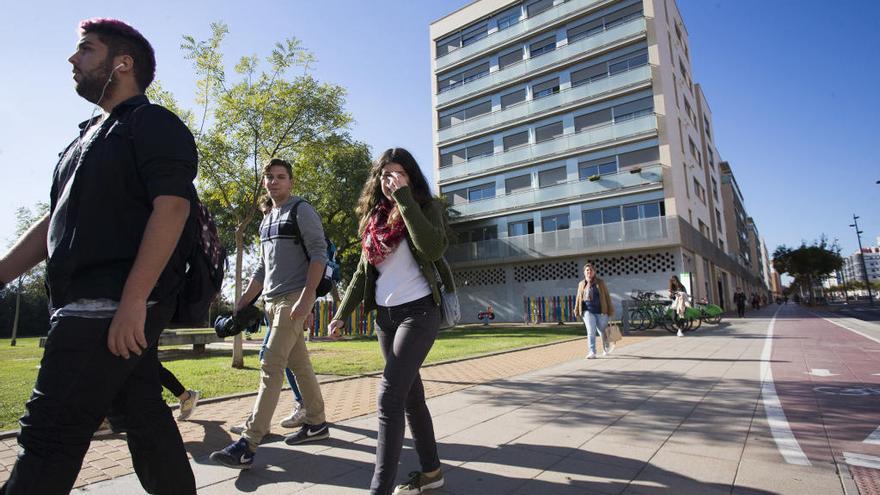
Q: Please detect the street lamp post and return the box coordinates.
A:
[849,214,874,306]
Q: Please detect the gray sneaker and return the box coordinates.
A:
[393,470,445,494]
[284,423,329,445]
[177,390,200,421]
[280,403,307,428]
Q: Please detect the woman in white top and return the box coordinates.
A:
[328,148,453,495]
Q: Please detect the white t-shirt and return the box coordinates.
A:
[375,242,432,307]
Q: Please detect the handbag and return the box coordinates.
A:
[603,323,623,343]
[434,258,460,329]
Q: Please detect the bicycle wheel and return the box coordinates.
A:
[627,307,644,331]
[689,316,702,331]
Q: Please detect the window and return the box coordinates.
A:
[602,206,621,223]
[613,96,653,122]
[461,22,488,47]
[529,36,556,58]
[438,100,490,129]
[538,166,566,188]
[711,178,719,200]
[623,204,639,221]
[446,188,468,206]
[578,159,617,180]
[531,77,559,99]
[583,209,602,226]
[461,225,498,242]
[688,137,698,158]
[684,98,695,124]
[574,108,612,132]
[570,63,607,87]
[534,121,563,143]
[707,147,715,169]
[436,33,461,57]
[505,174,531,194]
[497,7,521,31]
[467,182,495,202]
[508,219,534,237]
[526,0,553,18]
[618,146,659,169]
[567,18,603,43]
[439,140,493,167]
[503,131,529,151]
[466,141,494,160]
[715,209,723,229]
[498,49,523,69]
[693,177,706,203]
[604,3,643,29]
[542,213,570,232]
[704,117,712,140]
[608,51,648,75]
[500,88,526,109]
[437,62,490,92]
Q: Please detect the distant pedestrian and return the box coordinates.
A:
[575,263,614,358]
[477,305,495,325]
[328,148,451,495]
[734,288,747,318]
[668,275,689,337]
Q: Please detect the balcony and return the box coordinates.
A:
[437,16,646,108]
[446,215,680,265]
[435,0,604,72]
[438,64,652,144]
[439,113,657,183]
[449,163,662,220]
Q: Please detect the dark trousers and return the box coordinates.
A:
[159,365,186,398]
[371,295,442,495]
[737,303,746,318]
[1,299,195,495]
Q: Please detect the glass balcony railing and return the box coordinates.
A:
[448,163,661,220]
[437,16,646,107]
[446,215,679,265]
[438,64,652,144]
[435,0,604,71]
[438,113,657,183]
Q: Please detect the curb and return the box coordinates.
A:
[0,335,586,441]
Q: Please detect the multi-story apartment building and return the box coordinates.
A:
[430,0,766,321]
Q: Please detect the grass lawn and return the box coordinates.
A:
[0,324,583,431]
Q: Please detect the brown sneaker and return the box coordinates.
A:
[392,470,444,494]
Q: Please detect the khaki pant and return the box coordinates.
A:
[243,290,326,446]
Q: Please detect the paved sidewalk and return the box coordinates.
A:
[70,306,877,494]
[0,330,620,489]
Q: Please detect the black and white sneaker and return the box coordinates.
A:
[393,470,445,494]
[284,422,330,445]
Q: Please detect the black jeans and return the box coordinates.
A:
[371,295,442,495]
[1,299,195,495]
[160,365,186,397]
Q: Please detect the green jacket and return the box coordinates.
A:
[333,186,455,322]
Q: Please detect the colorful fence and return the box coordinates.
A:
[522,295,579,324]
[309,300,376,337]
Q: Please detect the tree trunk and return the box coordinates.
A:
[10,277,21,347]
[231,227,245,369]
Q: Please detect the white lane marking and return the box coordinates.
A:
[761,306,811,466]
[866,426,880,445]
[843,452,880,469]
[818,315,880,345]
[807,369,838,377]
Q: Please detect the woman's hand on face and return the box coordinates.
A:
[382,172,406,198]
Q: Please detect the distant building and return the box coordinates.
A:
[430,0,768,322]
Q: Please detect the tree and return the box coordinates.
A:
[3,203,50,343]
[174,23,354,367]
[773,236,843,306]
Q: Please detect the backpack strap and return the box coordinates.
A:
[290,199,311,261]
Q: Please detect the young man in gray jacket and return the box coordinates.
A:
[211,158,329,469]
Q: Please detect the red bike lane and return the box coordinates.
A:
[770,304,880,490]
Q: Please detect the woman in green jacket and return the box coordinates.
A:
[328,148,452,495]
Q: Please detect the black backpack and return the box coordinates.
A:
[125,103,227,327]
[169,193,227,327]
[290,199,340,298]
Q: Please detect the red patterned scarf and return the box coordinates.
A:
[362,201,408,265]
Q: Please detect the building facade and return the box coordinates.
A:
[430,0,768,322]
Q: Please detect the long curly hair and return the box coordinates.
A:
[355,148,432,235]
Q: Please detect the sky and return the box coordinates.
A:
[1,0,878,262]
